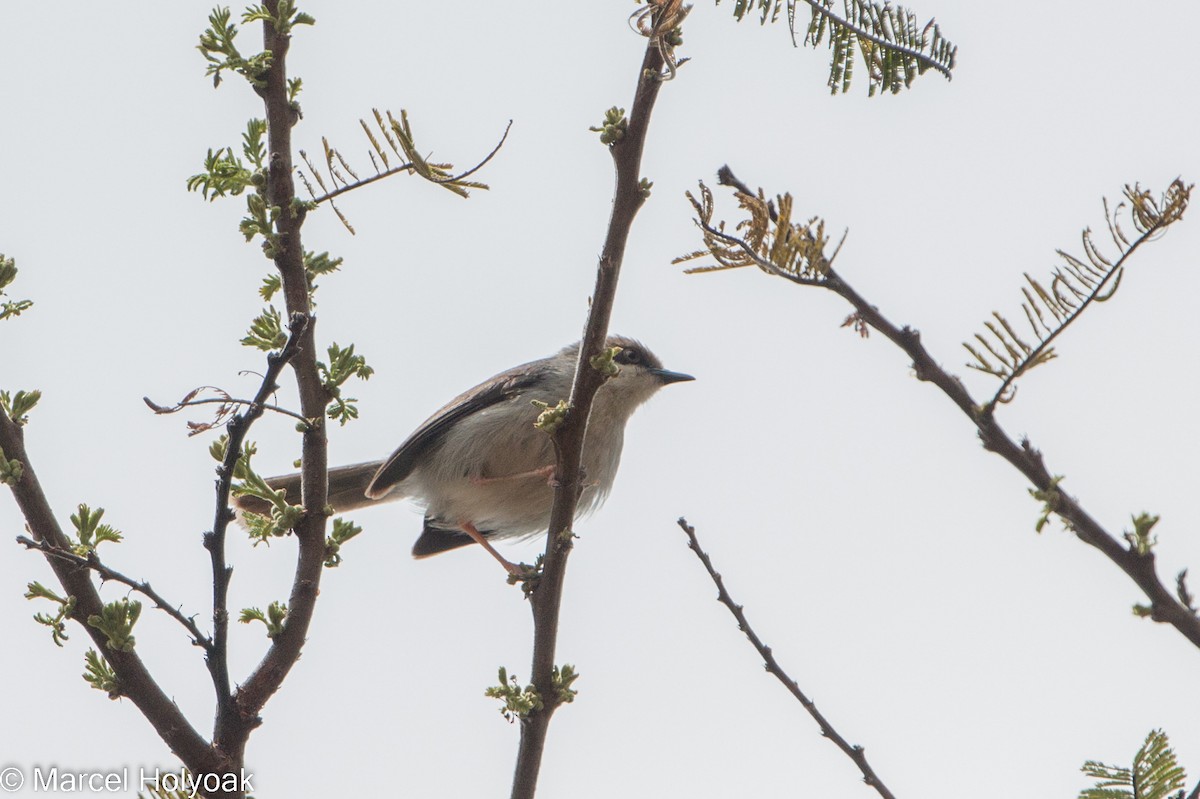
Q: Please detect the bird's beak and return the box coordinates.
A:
[651,368,695,385]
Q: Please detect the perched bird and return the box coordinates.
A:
[234,336,692,572]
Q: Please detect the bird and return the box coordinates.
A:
[233,335,693,572]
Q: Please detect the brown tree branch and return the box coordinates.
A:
[229,4,333,758]
[675,518,898,799]
[0,411,229,778]
[509,5,679,797]
[16,534,211,650]
[701,167,1200,651]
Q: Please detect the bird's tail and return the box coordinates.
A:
[232,460,392,518]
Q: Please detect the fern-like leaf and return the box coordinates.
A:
[674,180,835,283]
[964,180,1190,411]
[296,109,509,233]
[1079,729,1187,799]
[719,0,956,94]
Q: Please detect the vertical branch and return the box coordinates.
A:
[510,16,671,799]
[226,0,333,751]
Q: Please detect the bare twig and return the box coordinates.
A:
[510,4,679,798]
[676,518,898,799]
[144,393,309,427]
[16,534,211,649]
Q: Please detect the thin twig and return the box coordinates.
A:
[146,395,310,425]
[309,160,415,205]
[675,518,899,799]
[16,535,211,649]
[432,119,513,185]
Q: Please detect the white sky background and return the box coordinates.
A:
[1,2,1198,797]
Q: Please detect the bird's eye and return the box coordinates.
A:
[615,347,642,365]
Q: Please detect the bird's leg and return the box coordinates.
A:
[459,520,523,576]
[470,465,557,486]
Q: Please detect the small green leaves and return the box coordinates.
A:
[26,582,75,647]
[485,667,542,723]
[638,177,654,199]
[83,649,120,699]
[1029,475,1065,533]
[0,447,23,485]
[258,274,282,301]
[1079,729,1186,799]
[589,345,623,378]
[552,664,580,706]
[242,118,267,169]
[243,1,315,35]
[287,76,303,104]
[239,601,288,638]
[318,342,373,425]
[231,441,305,542]
[69,504,124,556]
[1123,512,1160,556]
[589,107,628,145]
[187,147,255,200]
[242,306,287,351]
[241,191,283,256]
[483,665,578,722]
[531,399,570,434]
[197,7,274,89]
[0,254,33,321]
[87,597,142,652]
[1,389,41,425]
[323,518,362,567]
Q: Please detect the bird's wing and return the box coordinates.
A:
[364,358,552,499]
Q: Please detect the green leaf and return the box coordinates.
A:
[187,146,254,200]
[69,503,124,555]
[323,517,363,567]
[1079,729,1186,799]
[26,581,75,647]
[1,389,41,425]
[484,667,543,722]
[241,305,287,351]
[83,649,120,699]
[87,598,141,652]
[239,601,288,638]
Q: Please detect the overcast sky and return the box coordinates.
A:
[2,2,1198,798]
